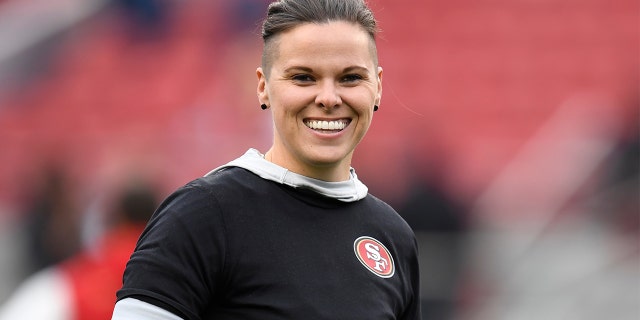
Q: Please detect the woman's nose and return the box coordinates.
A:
[315,81,342,109]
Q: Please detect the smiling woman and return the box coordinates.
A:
[258,20,382,181]
[112,1,421,319]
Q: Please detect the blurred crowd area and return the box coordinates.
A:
[0,0,638,319]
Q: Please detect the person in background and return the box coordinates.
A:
[112,0,421,319]
[398,177,469,320]
[23,164,82,276]
[0,181,158,320]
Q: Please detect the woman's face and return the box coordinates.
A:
[257,21,382,181]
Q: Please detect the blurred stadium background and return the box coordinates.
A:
[0,0,637,319]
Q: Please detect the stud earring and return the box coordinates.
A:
[374,105,379,111]
[261,104,268,110]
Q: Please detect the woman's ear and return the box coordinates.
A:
[376,66,383,105]
[257,67,269,105]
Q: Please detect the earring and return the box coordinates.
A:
[374,105,379,111]
[261,104,268,110]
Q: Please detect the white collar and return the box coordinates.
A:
[205,149,368,202]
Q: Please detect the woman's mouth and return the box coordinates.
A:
[304,119,350,132]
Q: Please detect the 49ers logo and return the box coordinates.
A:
[354,236,395,278]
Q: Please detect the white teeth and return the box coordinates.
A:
[305,120,348,130]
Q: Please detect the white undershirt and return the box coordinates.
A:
[206,148,369,202]
[112,298,183,320]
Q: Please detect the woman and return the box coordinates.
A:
[112,0,421,319]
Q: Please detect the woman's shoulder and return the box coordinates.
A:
[362,193,397,214]
[151,168,262,217]
[141,169,265,240]
[363,194,415,236]
[187,167,266,192]
[170,167,273,208]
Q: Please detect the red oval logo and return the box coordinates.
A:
[354,236,395,278]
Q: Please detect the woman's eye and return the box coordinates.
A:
[292,74,314,82]
[342,74,364,83]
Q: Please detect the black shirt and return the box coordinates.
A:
[117,166,421,319]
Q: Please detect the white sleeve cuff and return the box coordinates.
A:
[111,298,183,320]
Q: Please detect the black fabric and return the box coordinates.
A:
[117,167,421,319]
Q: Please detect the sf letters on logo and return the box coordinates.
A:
[364,242,388,272]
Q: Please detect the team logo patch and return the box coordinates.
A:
[354,236,395,278]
